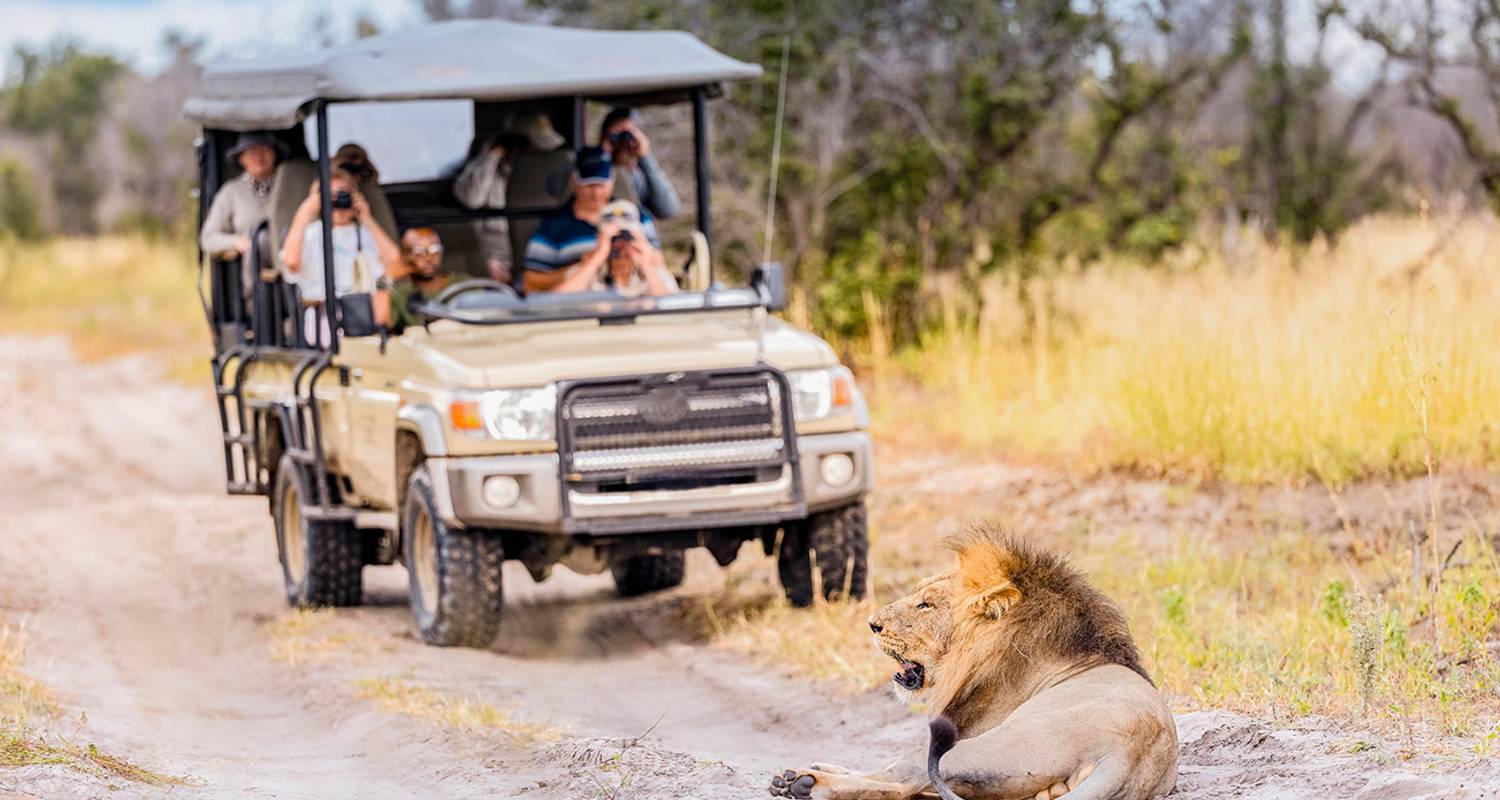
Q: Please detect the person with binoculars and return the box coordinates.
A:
[599,106,681,220]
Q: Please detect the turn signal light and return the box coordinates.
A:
[831,372,854,408]
[450,400,483,431]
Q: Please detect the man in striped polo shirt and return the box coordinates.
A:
[521,146,661,294]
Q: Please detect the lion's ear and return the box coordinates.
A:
[967,581,1021,620]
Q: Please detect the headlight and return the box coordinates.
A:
[449,386,556,441]
[787,366,861,423]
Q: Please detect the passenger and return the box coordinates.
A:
[454,111,566,285]
[199,131,284,290]
[331,143,398,237]
[377,228,451,334]
[599,106,681,219]
[522,146,666,294]
[548,201,677,297]
[282,169,402,344]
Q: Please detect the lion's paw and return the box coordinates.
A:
[768,768,817,798]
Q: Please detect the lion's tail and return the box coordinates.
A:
[927,716,965,800]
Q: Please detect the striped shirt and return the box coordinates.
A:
[523,204,660,275]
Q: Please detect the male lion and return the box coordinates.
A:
[769,526,1177,800]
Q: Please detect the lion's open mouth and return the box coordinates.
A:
[893,660,925,691]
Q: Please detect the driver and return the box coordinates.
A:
[377,227,451,334]
[521,146,666,294]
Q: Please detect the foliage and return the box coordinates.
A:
[0,157,42,240]
[1,40,125,234]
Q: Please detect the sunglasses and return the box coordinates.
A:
[407,244,444,255]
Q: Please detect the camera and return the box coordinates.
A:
[607,130,637,151]
[609,229,635,254]
[332,190,354,210]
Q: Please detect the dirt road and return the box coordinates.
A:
[0,336,1494,799]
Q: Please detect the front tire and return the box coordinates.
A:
[809,502,869,601]
[403,466,504,648]
[272,454,363,607]
[609,552,687,597]
[777,501,869,606]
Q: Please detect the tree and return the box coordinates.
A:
[1351,0,1500,211]
[1,40,124,233]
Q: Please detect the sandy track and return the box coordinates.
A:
[0,336,1495,799]
[0,337,912,799]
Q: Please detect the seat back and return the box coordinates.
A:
[506,148,573,265]
[267,158,317,272]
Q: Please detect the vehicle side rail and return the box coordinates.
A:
[286,350,354,521]
[211,345,262,495]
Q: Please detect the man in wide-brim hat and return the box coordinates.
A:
[200,130,287,265]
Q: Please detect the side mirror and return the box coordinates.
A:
[751,262,788,312]
[338,293,380,338]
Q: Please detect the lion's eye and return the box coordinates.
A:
[916,601,932,610]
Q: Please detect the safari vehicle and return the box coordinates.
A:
[187,21,874,647]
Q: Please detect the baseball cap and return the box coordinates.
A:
[574,146,613,186]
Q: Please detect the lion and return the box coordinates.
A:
[768,525,1178,800]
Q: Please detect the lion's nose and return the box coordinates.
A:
[869,619,883,634]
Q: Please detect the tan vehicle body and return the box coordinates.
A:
[237,307,873,536]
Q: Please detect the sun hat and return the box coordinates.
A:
[507,111,566,151]
[225,131,286,159]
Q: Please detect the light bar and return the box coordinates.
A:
[572,438,784,473]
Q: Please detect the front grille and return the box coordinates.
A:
[561,370,788,483]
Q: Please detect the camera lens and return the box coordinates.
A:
[332,190,353,209]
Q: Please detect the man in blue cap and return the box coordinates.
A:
[521,146,662,294]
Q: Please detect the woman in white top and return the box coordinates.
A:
[281,169,402,345]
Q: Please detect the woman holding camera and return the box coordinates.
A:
[281,169,402,345]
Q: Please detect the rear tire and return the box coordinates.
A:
[777,525,815,608]
[272,454,363,607]
[403,466,504,648]
[609,552,687,597]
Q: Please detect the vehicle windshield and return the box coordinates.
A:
[410,286,767,326]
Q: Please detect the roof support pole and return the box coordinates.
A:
[314,98,339,353]
[692,87,711,285]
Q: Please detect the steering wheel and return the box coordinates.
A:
[432,278,516,304]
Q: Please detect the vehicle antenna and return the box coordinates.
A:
[761,34,791,266]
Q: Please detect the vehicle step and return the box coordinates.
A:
[285,448,316,463]
[222,433,253,446]
[226,482,262,495]
[304,505,356,521]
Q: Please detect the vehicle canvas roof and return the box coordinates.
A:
[184,19,763,131]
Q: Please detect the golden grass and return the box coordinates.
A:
[0,621,184,785]
[267,609,381,666]
[0,234,206,380]
[864,215,1500,484]
[355,674,561,746]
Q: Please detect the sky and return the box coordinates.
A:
[0,0,423,72]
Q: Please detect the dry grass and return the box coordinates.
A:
[0,234,206,380]
[0,621,184,785]
[267,609,382,666]
[863,215,1500,485]
[355,674,561,746]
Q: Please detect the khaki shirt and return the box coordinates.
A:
[199,171,273,258]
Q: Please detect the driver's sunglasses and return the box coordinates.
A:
[407,244,444,256]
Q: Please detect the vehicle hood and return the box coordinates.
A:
[380,308,838,388]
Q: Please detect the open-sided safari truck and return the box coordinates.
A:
[186,21,874,647]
